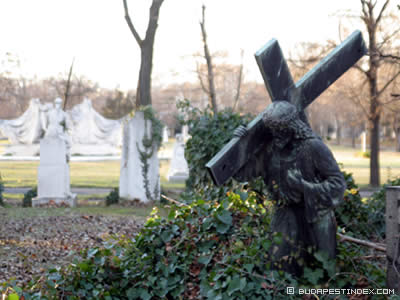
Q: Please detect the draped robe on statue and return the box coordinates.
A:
[234,133,345,275]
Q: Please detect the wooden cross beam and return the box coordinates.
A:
[206,30,367,186]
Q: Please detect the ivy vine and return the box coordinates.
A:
[136,106,163,202]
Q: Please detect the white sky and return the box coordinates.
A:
[0,0,383,90]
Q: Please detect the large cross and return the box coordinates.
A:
[206,30,367,186]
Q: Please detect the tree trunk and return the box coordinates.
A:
[200,5,218,115]
[336,118,342,145]
[367,15,381,187]
[396,128,400,152]
[350,127,356,148]
[136,46,153,107]
[123,0,163,108]
[369,114,380,186]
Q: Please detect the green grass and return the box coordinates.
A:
[0,144,399,189]
[0,159,184,189]
[329,144,400,185]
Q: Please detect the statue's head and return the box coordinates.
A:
[262,101,299,149]
[54,97,63,109]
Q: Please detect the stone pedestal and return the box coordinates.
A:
[33,138,76,207]
[167,134,189,182]
[119,112,160,203]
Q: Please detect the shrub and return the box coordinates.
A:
[177,99,254,201]
[2,190,387,299]
[105,188,119,206]
[334,170,370,237]
[22,187,37,208]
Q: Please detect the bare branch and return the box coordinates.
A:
[63,57,75,110]
[378,52,400,61]
[200,4,217,114]
[376,0,390,25]
[360,0,369,18]
[196,62,209,94]
[122,0,143,46]
[338,233,386,252]
[233,50,244,111]
[377,28,400,50]
[377,69,400,97]
[144,0,164,44]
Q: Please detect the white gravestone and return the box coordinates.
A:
[182,125,190,142]
[167,134,189,182]
[119,112,160,203]
[162,126,169,143]
[361,131,367,153]
[33,98,76,207]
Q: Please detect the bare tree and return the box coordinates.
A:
[63,58,75,110]
[354,0,400,186]
[232,50,244,112]
[199,4,218,114]
[123,0,164,108]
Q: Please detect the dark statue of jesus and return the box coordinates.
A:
[233,101,346,276]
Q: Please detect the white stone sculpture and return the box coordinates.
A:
[33,98,76,207]
[0,98,123,156]
[41,98,72,160]
[119,111,160,203]
[68,98,123,146]
[167,134,189,182]
[0,98,43,144]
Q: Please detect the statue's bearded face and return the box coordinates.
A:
[272,126,292,150]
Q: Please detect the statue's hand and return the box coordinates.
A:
[287,169,304,193]
[233,125,248,138]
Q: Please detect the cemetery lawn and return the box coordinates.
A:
[329,144,400,187]
[0,145,399,189]
[0,159,184,189]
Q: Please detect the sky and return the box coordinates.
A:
[0,0,388,91]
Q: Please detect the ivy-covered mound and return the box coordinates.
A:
[2,185,388,300]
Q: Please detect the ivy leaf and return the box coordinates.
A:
[227,275,241,296]
[198,255,212,266]
[304,267,324,285]
[217,211,232,225]
[139,289,152,300]
[216,223,230,234]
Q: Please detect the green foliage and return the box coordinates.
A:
[0,174,4,207]
[2,189,387,299]
[177,99,253,201]
[335,171,370,237]
[22,187,37,208]
[361,151,371,158]
[105,188,119,206]
[136,106,163,202]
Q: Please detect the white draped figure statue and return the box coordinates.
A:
[34,97,76,207]
[42,98,72,160]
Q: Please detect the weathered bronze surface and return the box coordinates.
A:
[206,30,367,186]
[233,101,346,275]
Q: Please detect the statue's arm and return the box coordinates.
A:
[233,147,270,183]
[300,140,346,222]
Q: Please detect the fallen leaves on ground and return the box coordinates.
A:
[0,206,144,286]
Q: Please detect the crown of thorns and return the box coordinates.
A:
[262,101,298,131]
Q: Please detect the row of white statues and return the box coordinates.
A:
[30,98,188,207]
[0,98,123,147]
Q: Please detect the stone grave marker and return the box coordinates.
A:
[167,134,189,182]
[119,111,160,203]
